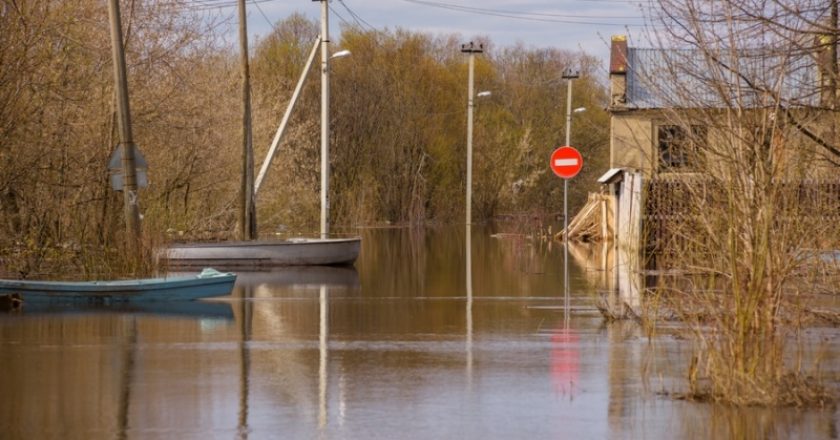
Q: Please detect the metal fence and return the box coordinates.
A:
[643,176,840,269]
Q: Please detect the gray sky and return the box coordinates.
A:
[234,0,648,65]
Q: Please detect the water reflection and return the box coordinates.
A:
[318,285,328,432]
[465,224,473,386]
[568,240,642,316]
[117,319,137,440]
[16,301,234,320]
[0,310,235,438]
[228,266,362,437]
[238,282,252,440]
[234,266,359,289]
[0,226,837,438]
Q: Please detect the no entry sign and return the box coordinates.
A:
[550,146,583,179]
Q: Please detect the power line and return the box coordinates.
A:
[251,0,274,29]
[399,0,646,26]
[408,0,643,19]
[337,0,377,32]
[164,0,276,31]
[330,6,355,28]
[166,0,276,12]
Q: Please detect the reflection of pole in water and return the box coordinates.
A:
[117,318,137,440]
[465,225,473,385]
[564,247,570,332]
[238,284,253,439]
[319,285,328,430]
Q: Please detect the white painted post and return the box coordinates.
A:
[318,0,330,238]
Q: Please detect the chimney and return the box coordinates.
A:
[609,35,628,109]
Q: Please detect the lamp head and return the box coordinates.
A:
[330,49,351,59]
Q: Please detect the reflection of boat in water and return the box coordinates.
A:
[9,300,234,320]
[0,268,236,303]
[234,265,360,288]
[163,237,361,269]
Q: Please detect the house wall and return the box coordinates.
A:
[610,109,840,179]
[609,111,656,173]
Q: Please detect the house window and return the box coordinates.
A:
[657,125,706,170]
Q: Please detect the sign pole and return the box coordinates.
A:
[561,69,579,316]
[107,0,141,253]
[550,145,583,318]
[564,177,569,314]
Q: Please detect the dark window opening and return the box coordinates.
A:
[658,125,706,170]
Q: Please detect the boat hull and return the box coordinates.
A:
[162,237,361,268]
[0,271,237,303]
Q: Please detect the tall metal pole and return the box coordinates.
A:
[318,0,330,238]
[461,42,483,225]
[562,69,579,313]
[466,53,475,225]
[238,0,256,240]
[107,0,141,252]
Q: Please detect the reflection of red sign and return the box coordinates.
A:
[551,329,579,395]
[550,146,583,179]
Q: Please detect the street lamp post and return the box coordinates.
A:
[461,42,483,225]
[315,0,331,239]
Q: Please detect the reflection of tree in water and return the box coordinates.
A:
[492,233,547,275]
[678,403,820,439]
[357,228,430,296]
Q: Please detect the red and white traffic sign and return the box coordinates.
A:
[550,146,583,179]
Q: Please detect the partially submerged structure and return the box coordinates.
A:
[607,35,834,177]
[591,34,840,305]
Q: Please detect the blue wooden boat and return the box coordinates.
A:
[0,268,236,303]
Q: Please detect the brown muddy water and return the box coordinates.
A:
[1,226,839,439]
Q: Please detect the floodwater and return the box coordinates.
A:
[1,226,839,439]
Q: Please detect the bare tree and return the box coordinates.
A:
[633,0,840,404]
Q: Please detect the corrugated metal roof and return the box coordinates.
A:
[625,48,821,109]
[597,168,625,184]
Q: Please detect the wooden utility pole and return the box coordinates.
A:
[238,0,257,240]
[107,0,142,252]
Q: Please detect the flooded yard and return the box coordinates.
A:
[1,226,838,439]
